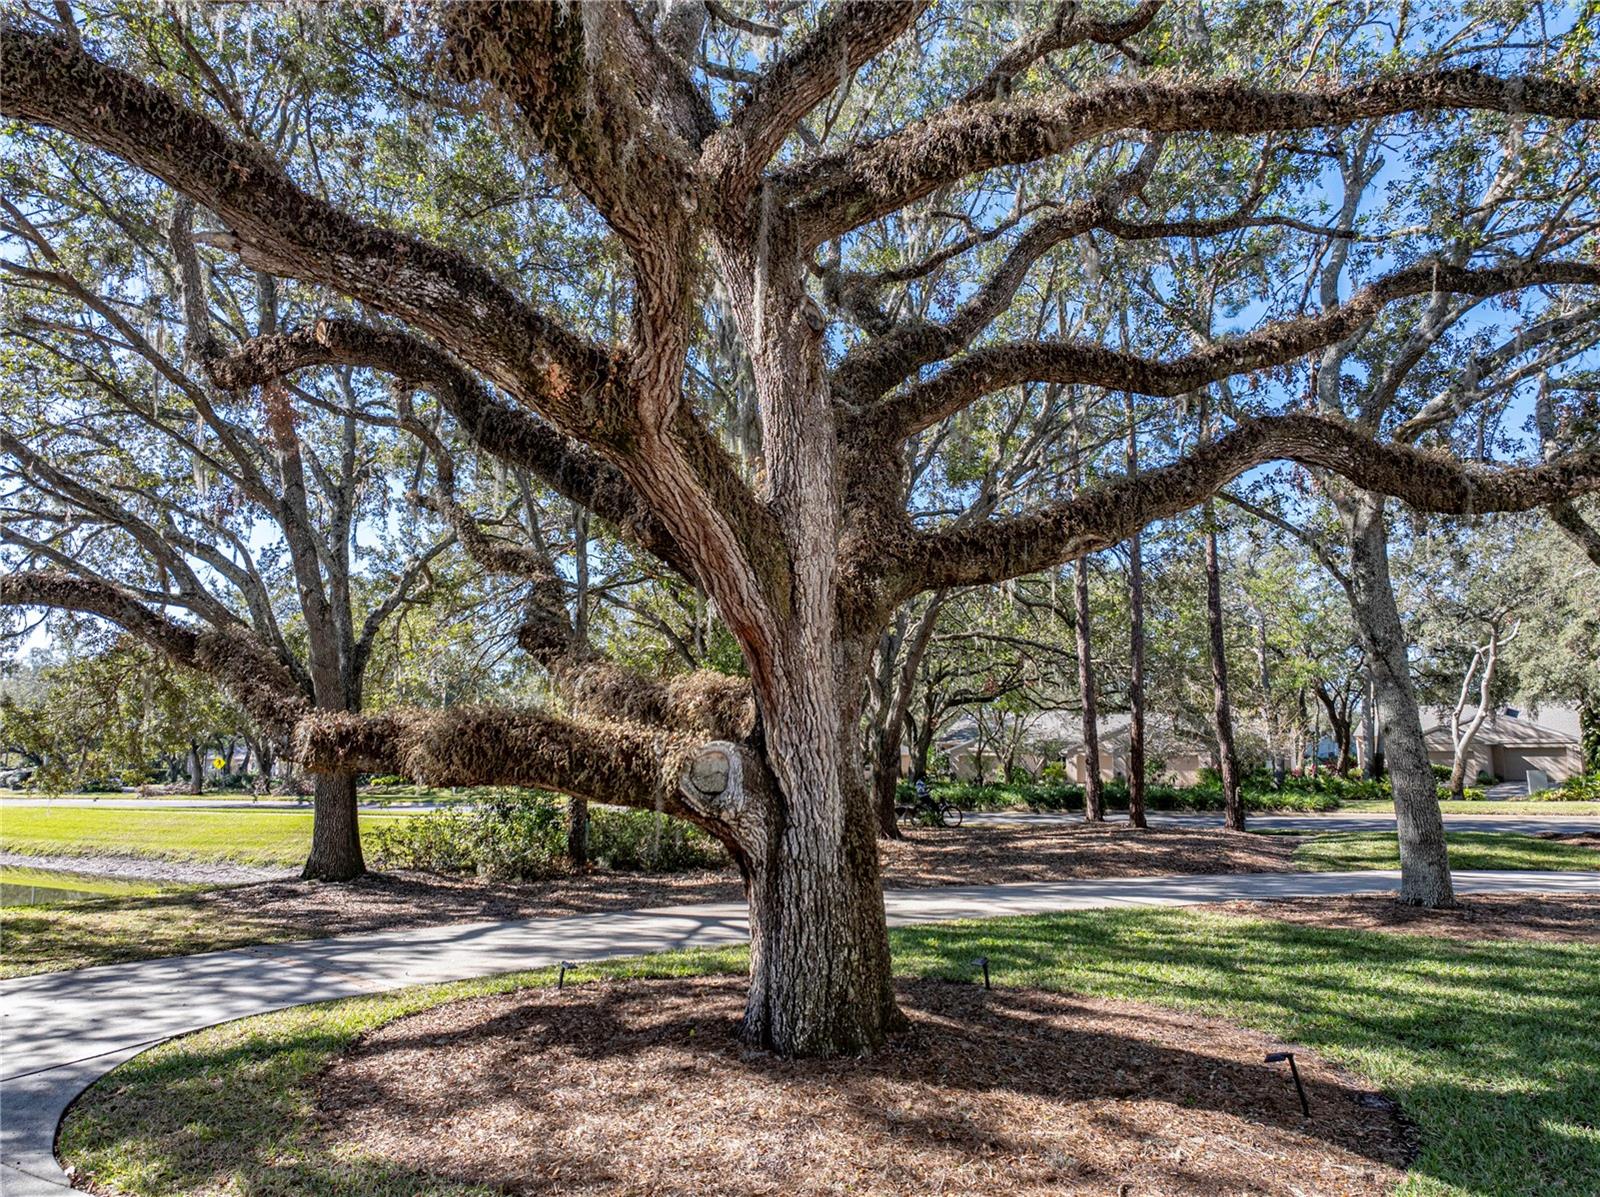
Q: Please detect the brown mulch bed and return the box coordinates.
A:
[1198,892,1600,944]
[879,823,1299,887]
[317,975,1413,1197]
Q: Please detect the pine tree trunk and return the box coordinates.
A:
[1344,492,1454,906]
[1125,402,1148,828]
[1204,506,1244,830]
[301,770,364,881]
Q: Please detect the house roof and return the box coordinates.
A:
[1421,710,1581,751]
[939,710,1210,758]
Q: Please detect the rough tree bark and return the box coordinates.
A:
[303,771,364,880]
[1343,492,1455,906]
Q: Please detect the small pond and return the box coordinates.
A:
[0,866,177,905]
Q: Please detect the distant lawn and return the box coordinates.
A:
[0,806,415,868]
[1341,798,1600,816]
[1297,830,1600,873]
[59,909,1600,1196]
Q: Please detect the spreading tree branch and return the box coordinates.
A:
[875,260,1600,438]
[900,413,1600,593]
[778,67,1599,246]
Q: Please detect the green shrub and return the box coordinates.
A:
[1542,772,1600,802]
[904,777,1340,814]
[366,790,727,878]
[365,774,411,788]
[367,790,565,879]
[586,807,729,871]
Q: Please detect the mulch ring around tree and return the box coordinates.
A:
[1198,892,1600,944]
[316,976,1414,1197]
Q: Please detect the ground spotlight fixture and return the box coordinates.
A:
[973,956,990,989]
[1265,1050,1310,1116]
[558,960,575,990]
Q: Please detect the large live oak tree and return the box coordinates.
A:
[4,2,1599,1056]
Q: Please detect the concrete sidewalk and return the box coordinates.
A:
[6,868,1600,1194]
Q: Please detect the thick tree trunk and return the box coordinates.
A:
[301,770,364,881]
[1203,505,1244,830]
[186,743,203,795]
[739,651,900,1056]
[1344,492,1454,906]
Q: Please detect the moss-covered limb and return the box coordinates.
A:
[960,1,1164,103]
[0,570,309,730]
[0,26,618,433]
[290,704,769,855]
[560,662,756,743]
[702,1,923,202]
[875,260,1600,439]
[780,68,1600,246]
[898,413,1600,595]
[205,317,696,580]
[439,1,704,371]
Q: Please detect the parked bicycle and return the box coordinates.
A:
[895,778,963,828]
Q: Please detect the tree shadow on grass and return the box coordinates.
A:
[896,910,1600,1195]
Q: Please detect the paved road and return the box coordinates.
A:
[962,810,1600,835]
[6,868,1600,1195]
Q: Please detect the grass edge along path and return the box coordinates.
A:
[1296,830,1600,873]
[57,908,1600,1197]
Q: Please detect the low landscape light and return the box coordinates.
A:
[1264,1050,1310,1116]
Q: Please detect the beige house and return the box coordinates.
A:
[925,711,1213,786]
[1419,705,1584,787]
[1058,714,1212,786]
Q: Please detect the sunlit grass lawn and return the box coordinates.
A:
[1340,798,1600,816]
[1296,830,1600,873]
[0,806,415,867]
[59,909,1600,1196]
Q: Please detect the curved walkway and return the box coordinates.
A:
[6,869,1600,1195]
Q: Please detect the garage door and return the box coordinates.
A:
[1494,748,1579,783]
